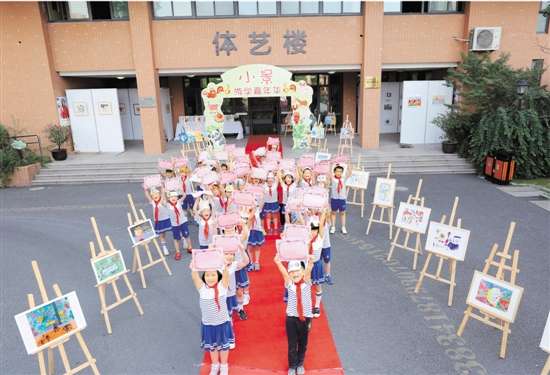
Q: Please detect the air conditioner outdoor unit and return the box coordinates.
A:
[470,27,501,51]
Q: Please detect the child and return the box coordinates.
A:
[191,266,233,375]
[211,183,227,215]
[196,205,216,249]
[299,167,314,188]
[166,191,192,260]
[308,212,326,318]
[247,204,265,271]
[279,170,297,226]
[330,165,349,234]
[251,147,266,168]
[224,244,250,322]
[274,255,314,375]
[321,214,333,285]
[263,172,280,234]
[179,166,195,215]
[144,186,171,255]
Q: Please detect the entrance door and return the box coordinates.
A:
[92,89,124,153]
[66,89,100,152]
[248,97,279,135]
[117,89,134,140]
[379,82,400,134]
[425,81,453,143]
[400,81,429,144]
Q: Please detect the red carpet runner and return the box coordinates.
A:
[200,136,343,374]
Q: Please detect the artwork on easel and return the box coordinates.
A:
[541,312,550,353]
[339,127,354,140]
[90,250,127,285]
[466,271,524,323]
[425,221,470,261]
[395,202,431,234]
[127,219,157,247]
[14,291,87,355]
[346,170,369,190]
[372,178,396,207]
[315,152,331,163]
[311,123,325,139]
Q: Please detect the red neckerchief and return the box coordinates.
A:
[294,279,305,321]
[153,198,161,224]
[305,178,312,187]
[336,176,343,193]
[207,282,220,311]
[181,175,187,194]
[169,201,180,225]
[268,184,273,196]
[286,183,291,197]
[203,217,209,238]
[309,232,319,255]
[217,195,226,211]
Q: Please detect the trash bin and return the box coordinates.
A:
[484,153,516,185]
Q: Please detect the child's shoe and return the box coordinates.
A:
[174,252,182,261]
[296,366,305,375]
[220,364,229,375]
[330,226,336,234]
[162,245,169,256]
[288,369,296,375]
[341,227,348,234]
[238,309,248,320]
[255,262,261,271]
[312,307,321,318]
[187,247,192,254]
[243,293,250,306]
[325,274,334,285]
[209,363,220,375]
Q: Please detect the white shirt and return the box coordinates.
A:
[196,216,216,246]
[264,181,279,203]
[199,284,230,325]
[322,223,331,248]
[166,200,187,226]
[310,234,324,262]
[330,177,348,200]
[286,281,313,318]
[281,183,296,204]
[150,200,170,222]
[227,261,238,297]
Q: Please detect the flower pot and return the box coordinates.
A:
[441,141,458,154]
[7,163,41,187]
[51,148,67,161]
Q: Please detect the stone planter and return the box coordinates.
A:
[8,163,41,187]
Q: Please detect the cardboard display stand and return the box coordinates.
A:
[346,155,366,218]
[89,217,144,334]
[414,197,461,305]
[337,115,353,156]
[387,179,424,270]
[26,261,100,375]
[366,164,394,239]
[127,194,173,288]
[456,221,521,359]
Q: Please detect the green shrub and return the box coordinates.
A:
[47,123,69,150]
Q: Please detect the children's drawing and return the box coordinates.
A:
[345,170,370,190]
[466,271,524,323]
[91,251,127,285]
[394,202,431,234]
[127,219,157,247]
[15,291,87,355]
[372,178,396,207]
[425,221,470,261]
[339,127,354,140]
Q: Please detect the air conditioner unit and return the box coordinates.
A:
[470,27,502,51]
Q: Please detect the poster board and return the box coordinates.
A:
[127,219,157,247]
[394,202,431,234]
[425,221,470,261]
[346,170,369,190]
[90,250,127,285]
[372,178,396,207]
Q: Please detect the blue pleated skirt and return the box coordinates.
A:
[247,230,265,246]
[154,218,172,234]
[235,268,249,288]
[201,321,235,352]
[311,259,325,285]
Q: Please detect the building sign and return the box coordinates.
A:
[221,64,292,98]
[212,30,307,56]
[364,76,381,89]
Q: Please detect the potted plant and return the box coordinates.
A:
[47,123,69,161]
[434,111,466,154]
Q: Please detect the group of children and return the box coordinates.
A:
[142,138,351,375]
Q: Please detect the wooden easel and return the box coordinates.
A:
[311,114,325,151]
[89,217,143,334]
[542,355,550,375]
[325,110,337,135]
[387,179,425,270]
[127,194,172,288]
[346,155,366,218]
[457,221,521,359]
[366,164,394,239]
[26,261,100,375]
[414,197,462,305]
[337,115,353,156]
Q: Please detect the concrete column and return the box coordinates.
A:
[358,2,383,149]
[128,2,165,154]
[168,76,185,134]
[342,72,357,131]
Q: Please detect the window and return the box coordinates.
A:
[195,1,214,16]
[426,1,457,12]
[90,2,112,20]
[45,1,129,21]
[281,1,300,14]
[173,1,192,16]
[301,1,320,14]
[153,1,173,17]
[258,1,277,14]
[384,1,463,14]
[238,1,257,15]
[342,1,361,13]
[111,1,129,18]
[214,1,234,16]
[537,1,550,33]
[68,1,89,19]
[323,1,342,13]
[384,1,401,12]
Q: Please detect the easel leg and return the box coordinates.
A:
[123,274,144,315]
[541,355,550,375]
[131,248,137,274]
[97,284,112,334]
[387,228,401,261]
[448,259,457,307]
[47,347,55,375]
[457,306,473,336]
[414,253,432,293]
[153,239,173,276]
[366,205,376,235]
[412,235,420,271]
[111,280,122,302]
[500,322,510,359]
[389,207,394,239]
[360,190,364,218]
[37,351,47,375]
[144,243,154,264]
[75,332,100,375]
[135,247,147,289]
[56,344,72,374]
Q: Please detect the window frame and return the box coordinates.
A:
[537,1,550,34]
[383,1,465,15]
[44,1,130,22]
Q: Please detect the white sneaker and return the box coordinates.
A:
[162,245,169,256]
[243,293,250,306]
[209,363,220,375]
[330,226,336,234]
[229,342,236,349]
[341,227,348,235]
[219,364,229,375]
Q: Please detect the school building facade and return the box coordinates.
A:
[1,1,549,154]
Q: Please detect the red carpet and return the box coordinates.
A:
[199,240,343,374]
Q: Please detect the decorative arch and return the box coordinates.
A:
[201,64,314,150]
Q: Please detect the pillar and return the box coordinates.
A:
[128,2,165,154]
[342,72,357,131]
[358,2,384,149]
[168,76,185,134]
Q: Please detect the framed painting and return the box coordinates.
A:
[540,312,550,353]
[346,170,370,190]
[394,202,432,234]
[339,127,354,140]
[90,250,127,285]
[466,271,524,323]
[14,291,87,355]
[372,178,396,207]
[127,219,157,247]
[425,221,470,261]
[315,152,331,163]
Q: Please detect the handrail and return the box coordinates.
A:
[9,134,43,159]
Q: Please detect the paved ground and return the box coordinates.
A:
[1,174,548,375]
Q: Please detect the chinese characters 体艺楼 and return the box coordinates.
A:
[212,30,307,56]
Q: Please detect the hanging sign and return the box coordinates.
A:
[221,64,293,98]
